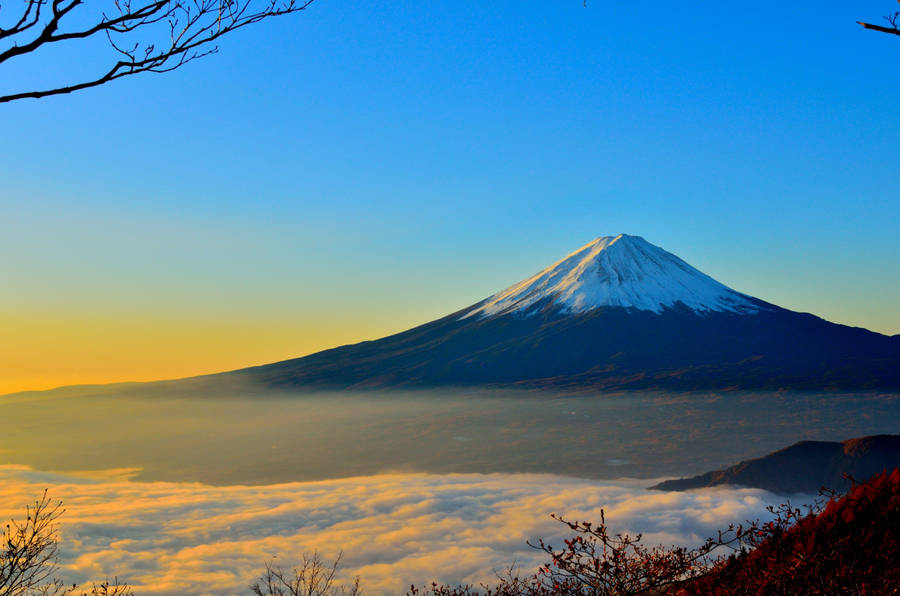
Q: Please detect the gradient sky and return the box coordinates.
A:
[2,1,898,393]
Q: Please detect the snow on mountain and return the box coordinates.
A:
[463,234,760,319]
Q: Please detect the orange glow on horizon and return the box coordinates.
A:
[0,313,406,395]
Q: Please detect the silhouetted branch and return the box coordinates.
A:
[0,490,69,596]
[0,0,316,103]
[858,1,900,36]
[251,551,361,596]
[1,491,134,596]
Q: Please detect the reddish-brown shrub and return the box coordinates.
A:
[413,470,900,596]
[681,469,900,595]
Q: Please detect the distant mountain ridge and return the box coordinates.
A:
[651,435,900,494]
[231,235,900,392]
[464,235,758,318]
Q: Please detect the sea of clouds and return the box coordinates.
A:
[0,465,796,595]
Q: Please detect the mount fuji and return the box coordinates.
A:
[462,234,759,318]
[236,234,900,392]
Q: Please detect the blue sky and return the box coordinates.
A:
[1,0,898,390]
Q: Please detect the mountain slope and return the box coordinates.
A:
[651,434,900,494]
[464,234,758,318]
[232,235,900,392]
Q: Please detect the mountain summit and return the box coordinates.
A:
[465,234,757,318]
[235,235,900,392]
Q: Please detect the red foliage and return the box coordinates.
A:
[681,469,900,595]
[412,470,900,596]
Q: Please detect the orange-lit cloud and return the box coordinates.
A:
[0,466,795,595]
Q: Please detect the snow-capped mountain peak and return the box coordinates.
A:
[463,234,759,319]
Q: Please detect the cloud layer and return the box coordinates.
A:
[0,466,790,595]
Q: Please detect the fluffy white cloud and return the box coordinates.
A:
[0,466,793,595]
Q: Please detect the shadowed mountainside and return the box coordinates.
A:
[651,434,900,493]
[230,300,900,392]
[222,235,900,393]
[9,234,898,397]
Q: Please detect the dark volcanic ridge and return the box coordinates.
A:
[650,434,900,494]
[8,234,898,398]
[233,300,900,392]
[228,235,900,392]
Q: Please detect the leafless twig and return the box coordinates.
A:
[0,0,315,102]
[858,0,900,36]
[251,551,362,596]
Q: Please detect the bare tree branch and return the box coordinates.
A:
[858,0,900,36]
[858,20,900,36]
[0,0,316,103]
[1,492,134,596]
[0,490,74,596]
[250,551,362,596]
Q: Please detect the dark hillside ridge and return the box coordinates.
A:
[651,434,900,493]
[18,235,896,396]
[682,469,900,595]
[226,235,900,392]
[230,299,900,392]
